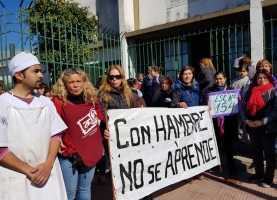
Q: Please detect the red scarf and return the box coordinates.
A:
[246,83,273,116]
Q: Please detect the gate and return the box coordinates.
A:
[263,5,277,74]
[127,12,250,81]
[0,1,123,89]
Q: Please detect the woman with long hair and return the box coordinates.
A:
[241,69,277,187]
[196,57,216,104]
[97,65,147,197]
[52,67,106,200]
[204,71,238,176]
[98,65,139,112]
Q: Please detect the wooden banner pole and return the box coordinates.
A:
[105,108,116,200]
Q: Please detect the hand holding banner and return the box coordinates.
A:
[206,89,241,118]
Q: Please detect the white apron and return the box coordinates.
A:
[0,94,67,200]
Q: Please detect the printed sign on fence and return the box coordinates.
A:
[108,107,220,200]
[206,89,241,118]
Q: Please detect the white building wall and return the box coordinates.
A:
[119,0,135,76]
[72,0,266,76]
[250,0,263,66]
[138,0,249,30]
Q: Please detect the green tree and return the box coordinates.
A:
[23,0,99,84]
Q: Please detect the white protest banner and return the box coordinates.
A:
[206,89,241,118]
[108,106,220,200]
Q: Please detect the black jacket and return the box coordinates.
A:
[241,87,277,134]
[98,88,134,119]
[152,89,172,107]
[142,74,165,107]
[196,67,216,99]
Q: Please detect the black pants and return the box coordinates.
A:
[247,127,276,181]
[95,155,105,175]
[213,117,235,166]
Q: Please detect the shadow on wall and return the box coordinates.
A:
[187,0,249,18]
[96,0,120,36]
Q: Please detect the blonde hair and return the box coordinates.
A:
[98,65,133,108]
[256,59,272,71]
[52,67,97,104]
[200,57,215,70]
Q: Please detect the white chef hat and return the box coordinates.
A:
[8,52,40,77]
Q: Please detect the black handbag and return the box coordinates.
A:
[68,152,84,167]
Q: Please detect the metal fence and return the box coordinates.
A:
[0,1,122,88]
[263,5,277,75]
[127,13,250,82]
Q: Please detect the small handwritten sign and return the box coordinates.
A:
[206,89,240,118]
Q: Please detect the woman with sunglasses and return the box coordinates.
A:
[98,65,144,114]
[97,65,144,187]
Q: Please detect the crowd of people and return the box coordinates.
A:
[0,52,276,200]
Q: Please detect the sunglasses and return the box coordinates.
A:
[108,75,122,80]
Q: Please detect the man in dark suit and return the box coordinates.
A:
[142,66,165,107]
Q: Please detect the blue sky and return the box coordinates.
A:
[0,0,34,51]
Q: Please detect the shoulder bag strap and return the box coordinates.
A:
[185,90,195,106]
[107,93,119,109]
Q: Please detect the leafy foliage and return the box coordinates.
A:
[0,80,12,92]
[23,0,99,84]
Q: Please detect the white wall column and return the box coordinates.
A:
[250,0,264,66]
[118,0,135,78]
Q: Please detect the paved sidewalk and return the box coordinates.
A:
[152,155,277,200]
[93,141,277,200]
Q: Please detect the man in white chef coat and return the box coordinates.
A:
[0,52,68,200]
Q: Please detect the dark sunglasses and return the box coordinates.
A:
[108,75,122,80]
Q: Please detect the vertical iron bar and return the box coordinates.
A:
[221,26,226,78]
[215,29,219,70]
[58,20,62,76]
[19,8,24,51]
[70,21,74,67]
[64,22,69,69]
[35,12,40,60]
[269,6,273,70]
[75,24,80,68]
[50,18,56,83]
[43,15,49,83]
[234,20,238,58]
